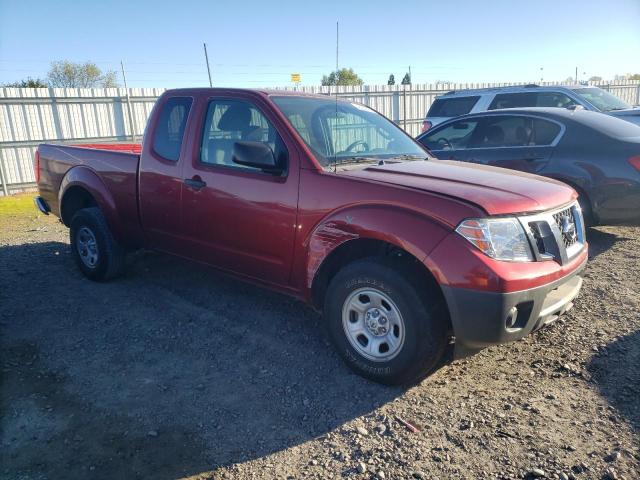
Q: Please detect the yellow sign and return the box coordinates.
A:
[291,73,301,83]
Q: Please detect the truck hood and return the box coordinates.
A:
[342,160,576,215]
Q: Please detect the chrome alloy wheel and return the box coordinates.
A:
[341,287,406,361]
[76,226,99,268]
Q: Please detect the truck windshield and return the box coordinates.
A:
[271,96,428,168]
[571,87,632,112]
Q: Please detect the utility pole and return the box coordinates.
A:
[203,43,212,87]
[120,61,136,142]
[575,66,578,83]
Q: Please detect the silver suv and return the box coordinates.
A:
[422,84,640,132]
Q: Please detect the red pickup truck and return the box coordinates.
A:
[34,88,588,385]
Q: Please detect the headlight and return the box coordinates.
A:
[455,217,534,262]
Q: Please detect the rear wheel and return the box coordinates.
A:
[324,258,448,385]
[70,207,125,281]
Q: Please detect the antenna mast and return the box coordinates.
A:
[333,20,339,172]
[204,43,212,87]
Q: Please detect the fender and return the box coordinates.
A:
[298,204,452,300]
[58,166,127,244]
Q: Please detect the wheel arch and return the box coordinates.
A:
[547,175,596,225]
[58,166,125,242]
[310,237,450,324]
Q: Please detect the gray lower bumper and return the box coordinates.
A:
[442,261,586,359]
[34,196,50,215]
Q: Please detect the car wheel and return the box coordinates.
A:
[70,207,125,281]
[324,257,448,385]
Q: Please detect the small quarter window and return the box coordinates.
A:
[531,119,561,145]
[152,97,193,161]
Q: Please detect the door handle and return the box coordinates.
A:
[184,177,207,190]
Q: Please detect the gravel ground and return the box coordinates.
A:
[1,196,639,480]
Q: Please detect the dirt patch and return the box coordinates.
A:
[1,199,639,479]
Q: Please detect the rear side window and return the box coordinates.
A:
[489,91,577,110]
[488,92,537,110]
[466,115,561,148]
[152,97,193,161]
[427,96,480,117]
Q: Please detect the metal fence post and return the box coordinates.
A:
[0,152,9,196]
[403,84,407,130]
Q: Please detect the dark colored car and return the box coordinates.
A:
[34,89,587,385]
[417,107,640,225]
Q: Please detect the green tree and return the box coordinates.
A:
[47,60,118,88]
[2,77,48,87]
[629,73,640,80]
[401,72,411,85]
[387,74,395,85]
[321,68,364,86]
[588,76,602,82]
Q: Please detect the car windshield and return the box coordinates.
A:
[271,96,428,168]
[571,87,632,112]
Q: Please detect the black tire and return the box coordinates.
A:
[70,207,125,281]
[324,257,448,385]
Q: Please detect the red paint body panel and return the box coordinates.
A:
[345,160,577,215]
[73,143,142,154]
[37,144,144,248]
[36,88,587,308]
[425,232,588,293]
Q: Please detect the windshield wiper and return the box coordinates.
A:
[389,154,429,161]
[331,156,381,166]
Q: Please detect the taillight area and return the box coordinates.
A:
[421,120,432,132]
[34,150,41,183]
[629,155,640,172]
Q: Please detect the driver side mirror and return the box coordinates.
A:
[232,141,281,174]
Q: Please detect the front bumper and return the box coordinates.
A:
[442,258,586,358]
[34,196,50,215]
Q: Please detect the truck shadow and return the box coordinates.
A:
[586,330,640,433]
[585,227,630,260]
[1,241,408,479]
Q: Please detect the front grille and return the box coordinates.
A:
[528,222,546,254]
[519,202,584,265]
[553,208,578,249]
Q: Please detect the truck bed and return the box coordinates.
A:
[37,143,142,246]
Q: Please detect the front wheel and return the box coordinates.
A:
[70,207,125,281]
[324,258,448,385]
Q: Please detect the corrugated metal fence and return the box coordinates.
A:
[2,81,639,195]
[0,87,164,195]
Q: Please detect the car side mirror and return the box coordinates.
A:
[232,141,280,173]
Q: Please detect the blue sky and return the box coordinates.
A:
[1,0,639,88]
